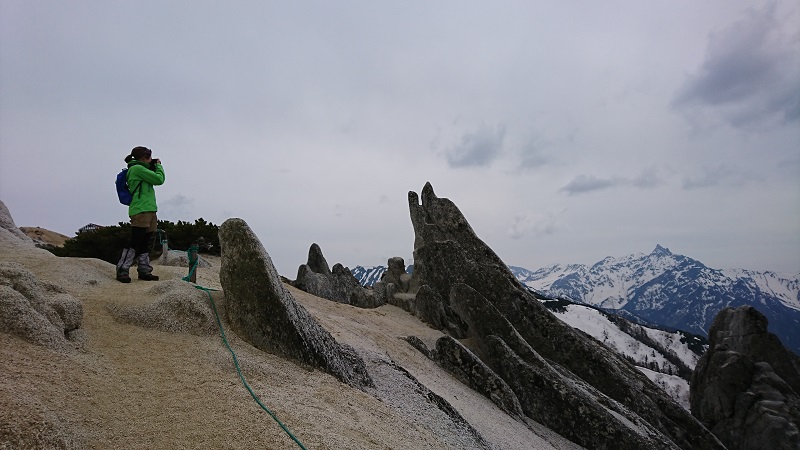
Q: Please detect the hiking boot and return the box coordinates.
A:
[136,253,158,281]
[138,272,159,281]
[116,272,132,283]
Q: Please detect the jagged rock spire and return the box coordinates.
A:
[305,242,331,275]
[405,183,725,450]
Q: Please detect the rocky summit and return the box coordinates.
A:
[403,182,725,450]
[691,305,800,450]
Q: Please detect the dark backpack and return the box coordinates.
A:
[115,168,141,205]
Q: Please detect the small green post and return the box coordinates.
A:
[187,244,199,283]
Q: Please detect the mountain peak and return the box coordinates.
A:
[652,244,672,256]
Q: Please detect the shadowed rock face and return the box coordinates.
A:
[219,219,372,389]
[430,334,526,421]
[407,182,725,450]
[691,306,800,450]
[451,282,678,449]
[305,242,331,275]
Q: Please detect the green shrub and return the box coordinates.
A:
[46,218,221,264]
[157,218,220,255]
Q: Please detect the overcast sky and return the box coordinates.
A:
[1,1,798,276]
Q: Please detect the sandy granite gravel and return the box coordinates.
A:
[0,232,581,450]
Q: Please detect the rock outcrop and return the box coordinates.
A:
[293,243,381,308]
[405,334,526,421]
[381,256,413,292]
[108,280,220,336]
[0,262,84,351]
[0,201,84,351]
[159,249,211,269]
[370,256,467,336]
[0,200,34,245]
[219,219,372,389]
[373,256,412,309]
[691,306,800,450]
[454,282,679,449]
[404,182,725,450]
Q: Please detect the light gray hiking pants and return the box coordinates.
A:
[116,248,136,276]
[116,249,154,276]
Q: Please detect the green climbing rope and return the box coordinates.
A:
[183,251,308,449]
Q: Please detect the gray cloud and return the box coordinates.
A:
[672,2,800,130]
[517,136,555,171]
[561,168,666,195]
[445,124,506,168]
[632,168,665,189]
[161,195,194,218]
[560,175,626,196]
[682,165,762,190]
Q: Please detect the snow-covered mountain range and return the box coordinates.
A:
[513,245,800,355]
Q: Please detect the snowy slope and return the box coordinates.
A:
[552,303,684,373]
[637,367,691,412]
[541,299,704,410]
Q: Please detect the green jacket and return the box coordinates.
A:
[126,160,165,216]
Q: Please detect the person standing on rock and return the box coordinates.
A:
[116,146,165,283]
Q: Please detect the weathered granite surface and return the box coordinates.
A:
[219,219,372,389]
[0,262,83,351]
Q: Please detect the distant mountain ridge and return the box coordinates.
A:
[351,246,799,356]
[512,245,800,355]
